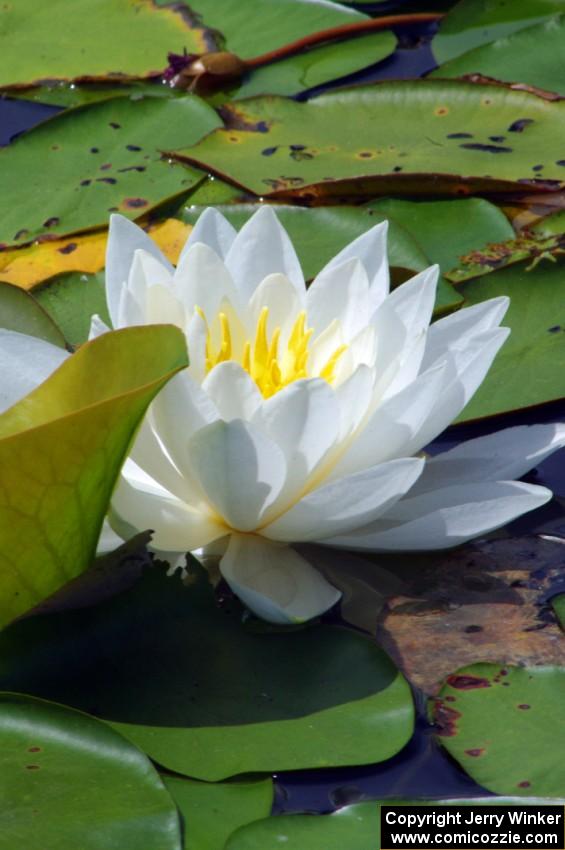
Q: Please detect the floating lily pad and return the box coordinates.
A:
[0,325,187,628]
[552,595,565,630]
[432,16,565,97]
[33,272,108,348]
[0,0,214,88]
[0,693,181,850]
[171,82,565,200]
[433,0,565,64]
[0,281,66,347]
[432,663,565,796]
[455,256,565,420]
[163,775,273,850]
[225,798,565,849]
[0,95,216,247]
[365,198,514,275]
[0,565,414,780]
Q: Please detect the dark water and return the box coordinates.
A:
[1,27,564,813]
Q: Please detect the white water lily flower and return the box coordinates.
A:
[2,207,564,622]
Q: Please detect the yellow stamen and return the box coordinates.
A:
[319,344,347,383]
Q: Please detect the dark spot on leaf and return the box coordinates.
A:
[393,166,403,172]
[532,165,544,171]
[447,133,473,139]
[447,675,491,690]
[290,150,313,161]
[80,179,91,187]
[42,217,60,228]
[100,163,112,171]
[262,147,278,156]
[14,229,29,241]
[556,161,565,167]
[109,122,121,129]
[25,764,40,770]
[502,682,510,686]
[518,781,531,788]
[548,325,562,333]
[444,695,456,703]
[58,242,77,255]
[256,121,269,133]
[464,625,483,633]
[518,704,531,710]
[126,144,142,151]
[433,700,461,737]
[90,147,99,153]
[51,144,60,151]
[358,151,374,159]
[459,143,512,154]
[117,166,146,173]
[108,207,118,212]
[27,747,42,753]
[508,119,534,133]
[464,748,485,757]
[123,197,148,208]
[489,136,506,142]
[96,177,117,185]
[500,669,508,676]
[290,144,306,151]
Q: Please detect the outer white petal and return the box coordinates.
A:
[247,273,302,341]
[220,534,341,624]
[263,457,424,542]
[411,424,565,496]
[334,364,374,441]
[225,206,305,301]
[320,220,389,311]
[174,242,239,318]
[327,481,552,551]
[252,378,339,507]
[127,249,174,308]
[403,327,510,453]
[306,257,369,341]
[385,265,438,338]
[188,419,287,531]
[422,296,509,370]
[127,418,197,504]
[112,475,226,552]
[180,207,237,261]
[202,362,262,422]
[330,361,448,479]
[88,314,111,340]
[116,286,146,328]
[0,330,69,414]
[106,214,172,328]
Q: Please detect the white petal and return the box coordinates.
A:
[128,248,174,307]
[106,214,172,328]
[422,296,509,370]
[334,364,374,441]
[412,424,565,495]
[320,220,389,311]
[385,265,439,338]
[248,273,302,341]
[0,330,69,414]
[116,285,146,328]
[307,257,369,341]
[127,417,197,504]
[96,518,124,554]
[180,207,237,261]
[188,419,287,531]
[111,475,226,552]
[185,310,208,383]
[252,378,339,508]
[330,361,448,479]
[263,457,424,542]
[327,481,552,551]
[202,362,262,421]
[88,314,111,340]
[225,206,305,301]
[174,242,239,319]
[220,534,341,624]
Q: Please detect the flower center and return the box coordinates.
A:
[198,306,347,398]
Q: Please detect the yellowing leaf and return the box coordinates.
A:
[0,219,192,290]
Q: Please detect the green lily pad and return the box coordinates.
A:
[552,595,565,630]
[431,663,565,796]
[33,271,109,349]
[0,94,217,247]
[171,82,565,199]
[0,0,214,88]
[531,209,565,236]
[225,798,565,849]
[0,693,181,850]
[433,0,565,64]
[163,775,273,850]
[455,256,565,421]
[0,281,66,348]
[365,198,514,275]
[432,16,565,97]
[0,325,187,628]
[182,203,462,314]
[0,565,414,780]
[13,81,184,109]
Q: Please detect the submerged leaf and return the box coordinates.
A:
[0,325,188,628]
